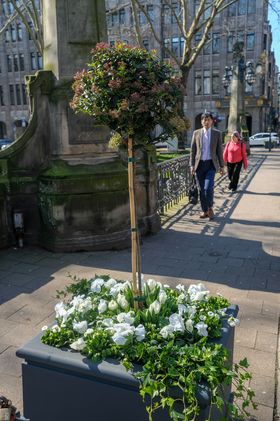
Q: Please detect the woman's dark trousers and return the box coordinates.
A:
[227,160,242,191]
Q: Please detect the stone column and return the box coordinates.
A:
[228,44,245,134]
[43,0,107,80]
[42,0,114,160]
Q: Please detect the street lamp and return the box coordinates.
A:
[223,41,259,151]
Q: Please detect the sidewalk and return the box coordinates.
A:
[0,149,279,420]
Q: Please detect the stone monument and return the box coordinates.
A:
[0,0,160,251]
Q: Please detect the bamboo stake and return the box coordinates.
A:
[127,137,141,308]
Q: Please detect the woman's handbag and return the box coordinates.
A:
[188,176,198,205]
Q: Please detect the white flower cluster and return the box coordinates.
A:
[45,276,239,353]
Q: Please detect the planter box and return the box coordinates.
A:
[17,306,238,421]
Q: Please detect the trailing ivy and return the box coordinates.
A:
[42,275,257,420]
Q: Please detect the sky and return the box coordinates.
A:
[269,6,280,67]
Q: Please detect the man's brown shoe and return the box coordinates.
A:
[199,212,208,219]
[208,208,214,220]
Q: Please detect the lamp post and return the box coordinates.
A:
[222,41,258,152]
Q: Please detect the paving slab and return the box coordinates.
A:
[0,150,279,420]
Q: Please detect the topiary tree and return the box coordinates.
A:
[70,42,185,306]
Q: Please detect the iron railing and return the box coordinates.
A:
[157,155,191,214]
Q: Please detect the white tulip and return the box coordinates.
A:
[146,278,158,290]
[169,313,185,332]
[108,300,118,311]
[84,328,94,336]
[117,312,135,324]
[73,320,88,334]
[112,333,127,346]
[176,284,185,292]
[228,317,240,327]
[116,294,129,310]
[159,325,174,339]
[70,338,86,351]
[105,278,117,289]
[178,304,187,315]
[98,299,108,314]
[135,324,146,341]
[102,318,114,327]
[149,300,161,314]
[195,322,208,337]
[185,319,193,333]
[188,283,209,302]
[90,278,105,293]
[158,290,167,304]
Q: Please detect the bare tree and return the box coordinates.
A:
[0,0,43,54]
[130,0,240,87]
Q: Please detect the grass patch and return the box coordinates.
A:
[157,149,190,162]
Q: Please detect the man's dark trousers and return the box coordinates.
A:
[196,160,216,212]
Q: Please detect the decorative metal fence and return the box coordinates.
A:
[157,155,191,214]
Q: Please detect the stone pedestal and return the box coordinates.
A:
[0,1,161,251]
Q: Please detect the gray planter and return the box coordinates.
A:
[16,306,238,421]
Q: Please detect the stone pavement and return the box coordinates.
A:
[0,149,279,420]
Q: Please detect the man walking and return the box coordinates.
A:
[190,112,224,220]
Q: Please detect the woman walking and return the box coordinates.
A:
[223,131,248,191]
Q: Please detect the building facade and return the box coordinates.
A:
[0,0,42,140]
[106,0,278,139]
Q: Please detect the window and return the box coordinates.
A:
[147,5,154,22]
[22,83,27,105]
[137,9,146,25]
[13,54,19,72]
[5,29,10,42]
[203,2,211,20]
[8,1,14,13]
[195,71,202,95]
[28,22,33,40]
[11,25,16,41]
[119,9,125,24]
[19,53,24,71]
[9,85,15,105]
[37,53,43,69]
[227,34,235,52]
[17,23,22,41]
[2,0,8,15]
[7,55,12,72]
[143,39,149,50]
[246,33,254,50]
[247,0,256,14]
[228,2,236,16]
[171,37,179,56]
[111,12,118,26]
[203,38,211,55]
[212,70,219,94]
[237,31,244,43]
[163,5,170,24]
[263,34,267,50]
[30,52,36,70]
[212,33,220,54]
[163,38,170,58]
[0,86,4,106]
[16,84,21,105]
[245,81,253,93]
[238,0,246,15]
[203,70,210,94]
[171,2,180,24]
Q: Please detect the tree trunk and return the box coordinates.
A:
[127,137,142,307]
